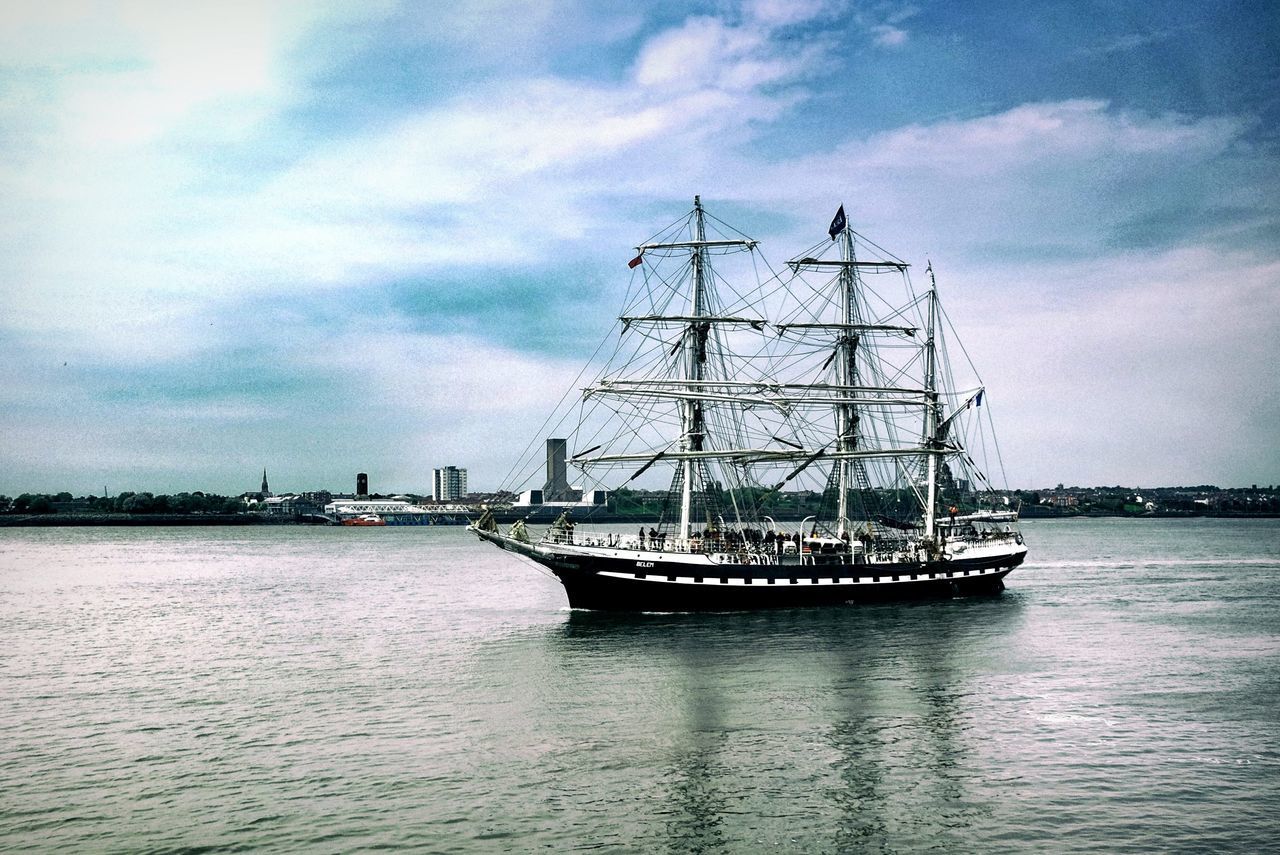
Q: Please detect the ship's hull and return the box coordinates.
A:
[475,529,1025,612]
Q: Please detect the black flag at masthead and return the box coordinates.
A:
[828,205,846,240]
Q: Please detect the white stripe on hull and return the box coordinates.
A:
[598,566,1008,585]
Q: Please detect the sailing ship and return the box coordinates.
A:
[471,197,1026,611]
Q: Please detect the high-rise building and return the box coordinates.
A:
[433,466,467,501]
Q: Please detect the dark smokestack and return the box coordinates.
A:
[544,438,568,501]
[357,472,368,497]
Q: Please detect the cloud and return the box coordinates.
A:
[0,1,321,147]
[854,99,1240,170]
[743,99,1264,268]
[744,0,833,28]
[870,25,908,47]
[857,2,918,48]
[1082,25,1190,57]
[721,98,1277,486]
[631,15,815,93]
[0,2,1276,493]
[968,245,1280,486]
[118,9,827,298]
[0,0,840,460]
[0,298,590,493]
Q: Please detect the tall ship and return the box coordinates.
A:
[472,198,1026,611]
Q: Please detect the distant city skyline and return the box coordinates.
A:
[1,1,1277,496]
[4,475,1274,504]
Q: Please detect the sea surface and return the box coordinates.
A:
[1,518,1277,853]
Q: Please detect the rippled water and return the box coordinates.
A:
[2,518,1277,852]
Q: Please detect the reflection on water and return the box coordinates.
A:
[824,603,1006,850]
[542,601,1026,850]
[665,642,730,855]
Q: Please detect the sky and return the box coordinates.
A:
[1,0,1277,497]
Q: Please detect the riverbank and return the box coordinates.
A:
[2,509,1276,527]
[0,514,324,527]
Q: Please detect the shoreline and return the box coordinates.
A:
[0,510,1277,527]
[0,513,315,527]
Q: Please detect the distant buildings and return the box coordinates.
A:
[513,438,606,509]
[433,466,467,501]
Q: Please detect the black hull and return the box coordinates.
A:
[555,563,1016,612]
[479,531,1025,612]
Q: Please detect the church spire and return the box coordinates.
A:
[261,468,270,497]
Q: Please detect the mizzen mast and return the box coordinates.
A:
[922,262,942,541]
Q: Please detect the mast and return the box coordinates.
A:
[680,196,708,540]
[835,225,857,537]
[923,263,941,540]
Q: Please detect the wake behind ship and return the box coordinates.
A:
[471,198,1026,611]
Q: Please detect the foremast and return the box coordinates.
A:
[624,196,759,542]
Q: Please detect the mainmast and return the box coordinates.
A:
[922,263,941,540]
[786,215,913,538]
[679,196,708,540]
[835,226,858,537]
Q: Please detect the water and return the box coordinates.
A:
[1,518,1277,852]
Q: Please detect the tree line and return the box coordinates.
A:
[0,492,245,515]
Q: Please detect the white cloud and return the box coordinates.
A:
[871,24,908,47]
[0,1,314,148]
[854,100,1240,170]
[2,3,827,333]
[966,246,1280,486]
[745,0,833,28]
[857,2,919,48]
[634,17,767,91]
[154,12,824,289]
[739,99,1254,264]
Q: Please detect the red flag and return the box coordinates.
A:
[628,252,644,269]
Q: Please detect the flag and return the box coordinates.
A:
[975,389,984,407]
[828,205,846,240]
[628,251,644,269]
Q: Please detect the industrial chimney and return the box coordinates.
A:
[543,439,568,502]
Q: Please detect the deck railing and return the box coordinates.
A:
[540,526,1022,561]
